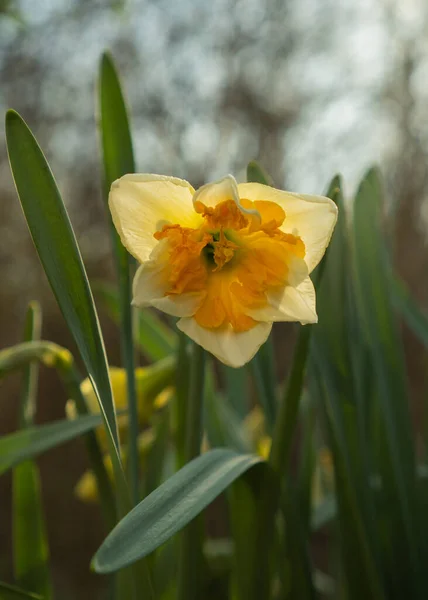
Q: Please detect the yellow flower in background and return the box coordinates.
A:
[67,364,175,503]
[66,359,174,450]
[109,174,337,367]
[75,429,156,503]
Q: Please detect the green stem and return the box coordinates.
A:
[250,352,276,434]
[117,251,140,506]
[174,331,190,469]
[176,343,206,600]
[18,302,41,428]
[250,325,313,600]
[269,325,312,472]
[56,359,116,529]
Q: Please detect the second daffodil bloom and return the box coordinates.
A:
[109,174,337,367]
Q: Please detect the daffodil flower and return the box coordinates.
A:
[75,429,156,503]
[66,358,174,450]
[109,174,337,367]
[66,364,174,503]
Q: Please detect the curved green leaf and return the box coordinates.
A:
[13,463,50,598]
[5,110,132,522]
[13,303,52,598]
[0,414,102,475]
[352,168,420,595]
[99,51,141,504]
[0,581,42,599]
[5,109,120,458]
[99,52,135,187]
[93,449,263,573]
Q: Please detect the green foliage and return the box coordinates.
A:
[5,110,130,509]
[0,415,103,475]
[13,303,52,599]
[3,58,428,600]
[99,51,140,504]
[92,449,263,573]
[0,581,43,599]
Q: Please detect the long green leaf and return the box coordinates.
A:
[99,51,141,505]
[5,111,129,511]
[204,366,251,454]
[99,52,135,186]
[17,302,41,428]
[228,470,262,600]
[0,581,42,599]
[310,174,386,599]
[392,274,428,348]
[92,449,263,573]
[176,343,206,600]
[12,463,50,598]
[13,303,51,599]
[351,168,420,596]
[310,357,385,600]
[221,365,250,418]
[0,415,102,475]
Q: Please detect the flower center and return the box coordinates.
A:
[153,199,306,332]
[203,229,240,272]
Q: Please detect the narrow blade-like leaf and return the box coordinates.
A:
[0,581,42,599]
[6,109,121,460]
[0,415,102,475]
[93,449,262,573]
[351,168,420,596]
[13,303,51,598]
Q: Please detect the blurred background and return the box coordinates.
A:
[1,0,428,597]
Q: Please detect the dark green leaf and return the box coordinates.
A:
[99,51,142,506]
[5,109,130,519]
[246,161,274,186]
[221,365,250,418]
[93,449,263,573]
[351,168,421,595]
[204,366,251,454]
[13,303,51,599]
[13,463,50,598]
[392,275,428,349]
[0,415,102,475]
[99,52,135,188]
[0,581,43,599]
[310,174,386,599]
[5,110,120,456]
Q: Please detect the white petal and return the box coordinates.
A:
[193,175,261,222]
[132,262,205,318]
[237,183,337,272]
[109,173,201,263]
[177,318,272,367]
[245,277,317,325]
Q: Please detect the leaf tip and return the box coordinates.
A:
[5,108,21,129]
[100,50,116,75]
[90,555,100,573]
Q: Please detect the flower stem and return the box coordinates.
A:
[57,359,117,528]
[250,336,277,434]
[269,325,312,472]
[176,342,206,600]
[174,331,190,469]
[117,252,140,506]
[250,325,313,600]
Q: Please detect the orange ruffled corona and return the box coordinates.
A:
[109,174,337,367]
